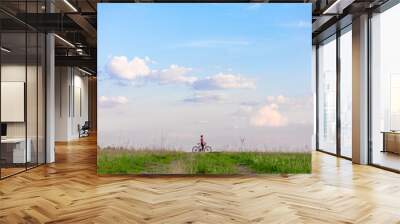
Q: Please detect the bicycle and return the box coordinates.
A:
[192,143,212,152]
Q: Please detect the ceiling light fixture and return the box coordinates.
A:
[323,0,355,15]
[54,34,75,48]
[1,47,11,53]
[78,67,93,76]
[76,48,85,56]
[63,0,78,12]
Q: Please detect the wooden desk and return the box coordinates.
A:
[382,131,400,154]
[1,138,31,163]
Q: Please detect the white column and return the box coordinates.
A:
[46,32,55,163]
[352,14,369,164]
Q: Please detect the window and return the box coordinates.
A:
[317,35,337,154]
[371,2,400,171]
[339,27,352,158]
[390,74,400,130]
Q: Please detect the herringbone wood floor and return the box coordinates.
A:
[1,136,400,224]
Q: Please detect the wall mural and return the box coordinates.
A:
[97,3,313,174]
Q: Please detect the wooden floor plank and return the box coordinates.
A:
[0,135,399,223]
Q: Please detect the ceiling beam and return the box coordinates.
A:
[55,55,96,72]
[67,13,97,45]
[323,0,356,14]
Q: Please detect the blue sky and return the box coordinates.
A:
[97,4,313,151]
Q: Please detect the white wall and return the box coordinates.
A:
[1,82,25,122]
[1,65,27,140]
[55,67,70,141]
[1,65,39,138]
[71,73,89,138]
[55,67,89,141]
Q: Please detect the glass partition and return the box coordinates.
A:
[1,30,28,177]
[371,3,400,171]
[0,1,46,179]
[317,35,337,154]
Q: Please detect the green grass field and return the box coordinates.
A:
[97,149,311,175]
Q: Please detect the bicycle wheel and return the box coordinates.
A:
[204,146,212,152]
[192,145,200,152]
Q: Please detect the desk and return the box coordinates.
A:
[382,131,400,154]
[1,138,31,163]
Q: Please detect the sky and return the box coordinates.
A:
[97,3,313,152]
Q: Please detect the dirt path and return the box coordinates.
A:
[236,165,253,174]
[168,159,187,174]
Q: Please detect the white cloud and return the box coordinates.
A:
[151,64,197,85]
[193,73,256,90]
[267,95,313,109]
[277,95,313,125]
[106,56,151,80]
[250,103,288,127]
[105,56,257,91]
[98,96,129,108]
[183,92,226,103]
[144,56,157,64]
[249,95,313,127]
[267,95,288,104]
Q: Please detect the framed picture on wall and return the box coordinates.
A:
[97,3,313,175]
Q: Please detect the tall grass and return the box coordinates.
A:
[227,152,311,174]
[98,150,185,174]
[97,150,311,174]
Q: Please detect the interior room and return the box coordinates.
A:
[0,0,96,179]
[0,0,399,223]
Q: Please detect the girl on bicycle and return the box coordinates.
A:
[200,135,205,151]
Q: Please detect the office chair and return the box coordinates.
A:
[79,121,90,138]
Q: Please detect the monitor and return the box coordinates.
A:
[1,123,7,137]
